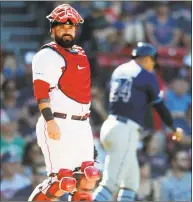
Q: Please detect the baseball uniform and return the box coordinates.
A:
[32,42,94,174]
[28,4,100,201]
[93,59,162,201]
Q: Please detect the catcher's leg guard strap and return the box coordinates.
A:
[71,161,100,201]
[28,169,76,201]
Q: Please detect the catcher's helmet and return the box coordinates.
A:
[131,42,157,61]
[47,4,84,28]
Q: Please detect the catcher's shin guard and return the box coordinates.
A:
[71,161,100,201]
[28,169,76,201]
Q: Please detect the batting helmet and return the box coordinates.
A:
[46,4,84,28]
[131,42,157,61]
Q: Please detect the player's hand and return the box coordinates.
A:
[47,120,61,140]
[172,127,184,142]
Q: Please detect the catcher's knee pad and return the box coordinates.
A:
[81,161,100,181]
[29,169,76,201]
[71,161,100,201]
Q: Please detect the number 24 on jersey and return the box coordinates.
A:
[109,78,133,103]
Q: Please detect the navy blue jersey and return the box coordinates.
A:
[108,60,162,127]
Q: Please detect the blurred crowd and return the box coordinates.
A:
[0,1,192,201]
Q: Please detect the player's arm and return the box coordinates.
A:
[37,97,60,140]
[153,101,183,141]
[147,73,183,141]
[33,79,53,121]
[153,100,174,131]
[32,51,61,140]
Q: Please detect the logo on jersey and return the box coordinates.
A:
[77,65,86,70]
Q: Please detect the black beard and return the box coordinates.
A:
[55,35,75,48]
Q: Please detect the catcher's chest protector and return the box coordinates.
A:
[42,42,91,104]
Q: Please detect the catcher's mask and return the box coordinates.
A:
[47,4,84,29]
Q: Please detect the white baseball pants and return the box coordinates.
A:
[99,115,140,193]
[36,116,94,175]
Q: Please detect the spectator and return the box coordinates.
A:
[112,12,128,31]
[98,29,117,52]
[18,98,40,139]
[146,2,181,47]
[99,30,125,53]
[122,12,145,46]
[122,2,148,15]
[180,53,192,88]
[77,8,102,81]
[79,7,109,45]
[172,1,191,48]
[142,133,168,178]
[0,109,26,159]
[2,79,39,138]
[71,1,92,19]
[160,149,191,201]
[103,2,121,24]
[13,166,46,201]
[136,155,160,201]
[1,79,20,121]
[22,140,45,177]
[182,24,191,49]
[2,53,22,80]
[0,152,31,201]
[91,1,109,11]
[1,80,34,137]
[14,51,35,92]
[165,78,191,119]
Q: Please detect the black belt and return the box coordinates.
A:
[53,112,89,121]
[115,115,143,132]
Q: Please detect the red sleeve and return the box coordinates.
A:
[33,79,50,101]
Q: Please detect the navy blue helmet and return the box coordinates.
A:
[131,42,158,61]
